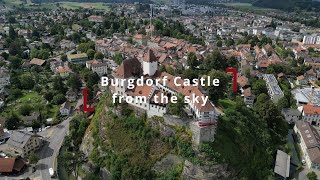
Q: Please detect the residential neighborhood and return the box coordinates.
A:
[0,0,319,179]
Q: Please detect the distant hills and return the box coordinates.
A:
[30,0,320,11]
[31,0,152,3]
[239,0,320,11]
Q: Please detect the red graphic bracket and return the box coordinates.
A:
[226,68,237,93]
[83,87,95,112]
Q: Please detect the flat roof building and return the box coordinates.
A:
[274,150,290,179]
[263,74,284,103]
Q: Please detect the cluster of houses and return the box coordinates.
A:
[0,127,42,175]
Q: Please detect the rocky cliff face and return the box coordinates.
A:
[182,160,230,180]
[79,95,232,179]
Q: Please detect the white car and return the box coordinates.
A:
[49,168,55,178]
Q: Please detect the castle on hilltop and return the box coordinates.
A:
[111,49,218,144]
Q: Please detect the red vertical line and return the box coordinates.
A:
[83,87,95,112]
[226,68,237,93]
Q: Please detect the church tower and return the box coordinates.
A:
[143,49,158,76]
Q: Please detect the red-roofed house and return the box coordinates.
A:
[0,158,26,175]
[157,72,217,125]
[302,105,320,126]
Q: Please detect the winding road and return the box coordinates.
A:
[1,117,71,180]
[35,117,72,180]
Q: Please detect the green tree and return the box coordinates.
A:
[9,88,23,99]
[53,76,67,94]
[9,42,22,56]
[94,51,104,60]
[226,56,238,69]
[28,152,40,165]
[50,24,64,35]
[5,112,20,130]
[67,74,82,90]
[308,47,315,53]
[8,56,22,69]
[84,174,102,180]
[277,97,290,110]
[71,32,81,43]
[216,40,222,47]
[87,72,100,88]
[61,54,68,62]
[168,94,186,116]
[30,49,50,59]
[205,70,229,102]
[187,52,197,70]
[298,57,304,64]
[203,50,227,71]
[166,66,175,75]
[254,94,288,146]
[307,171,318,180]
[213,99,274,179]
[77,42,95,53]
[87,49,95,60]
[225,38,235,47]
[63,151,85,179]
[8,16,16,24]
[252,79,268,95]
[9,26,17,40]
[19,104,33,116]
[52,94,66,105]
[113,53,123,65]
[1,52,9,60]
[20,74,35,90]
[182,69,198,81]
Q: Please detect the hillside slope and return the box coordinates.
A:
[240,0,320,11]
[31,0,152,4]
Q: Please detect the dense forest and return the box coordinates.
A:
[240,0,320,11]
[31,0,152,4]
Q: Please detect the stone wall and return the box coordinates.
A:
[182,160,230,180]
[190,122,216,145]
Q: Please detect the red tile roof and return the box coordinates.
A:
[237,75,250,88]
[114,57,142,79]
[0,158,15,173]
[143,49,158,63]
[126,84,153,98]
[303,105,320,115]
[158,72,215,112]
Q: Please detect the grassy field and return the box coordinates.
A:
[218,98,236,110]
[0,90,59,121]
[59,2,110,11]
[2,0,24,5]
[0,1,110,11]
[222,3,277,12]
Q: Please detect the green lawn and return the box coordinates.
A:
[2,0,24,6]
[222,3,277,12]
[60,2,110,11]
[17,91,43,103]
[1,0,58,10]
[1,90,59,121]
[218,98,236,110]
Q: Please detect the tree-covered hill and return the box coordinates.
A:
[31,0,152,4]
[240,0,320,11]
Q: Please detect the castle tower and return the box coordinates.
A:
[143,49,158,76]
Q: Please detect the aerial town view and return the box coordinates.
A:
[0,0,320,179]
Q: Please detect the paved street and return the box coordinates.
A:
[1,118,72,180]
